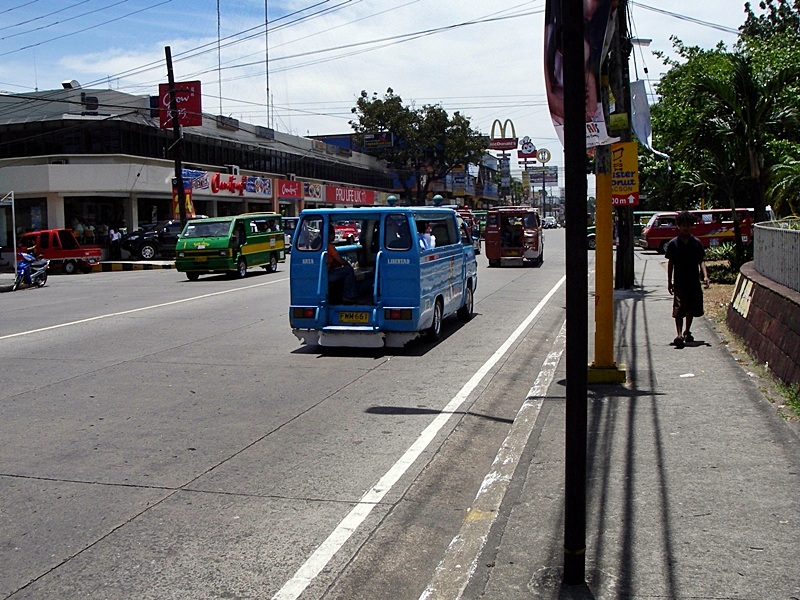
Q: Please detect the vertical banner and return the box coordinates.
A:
[172,179,195,218]
[544,0,617,148]
[610,142,640,206]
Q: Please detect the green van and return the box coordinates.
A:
[175,212,286,280]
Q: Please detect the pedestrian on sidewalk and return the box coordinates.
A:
[666,210,710,348]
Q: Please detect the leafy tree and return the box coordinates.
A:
[644,1,800,222]
[693,52,800,224]
[350,89,486,204]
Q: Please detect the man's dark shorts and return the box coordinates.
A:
[672,284,704,319]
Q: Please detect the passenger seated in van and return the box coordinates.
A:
[327,225,357,303]
[417,221,435,250]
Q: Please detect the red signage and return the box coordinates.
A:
[277,179,303,199]
[324,186,375,205]
[211,173,247,196]
[489,138,518,151]
[159,80,203,129]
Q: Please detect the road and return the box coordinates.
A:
[0,229,577,599]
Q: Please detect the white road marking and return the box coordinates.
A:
[272,275,567,600]
[419,321,567,600]
[0,278,288,341]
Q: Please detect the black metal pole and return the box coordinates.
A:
[165,46,187,228]
[562,0,589,586]
[613,0,634,290]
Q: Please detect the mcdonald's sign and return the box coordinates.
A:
[489,119,518,151]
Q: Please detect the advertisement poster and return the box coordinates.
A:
[610,142,640,206]
[544,0,617,148]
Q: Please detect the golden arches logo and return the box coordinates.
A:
[490,119,516,140]
[489,119,518,151]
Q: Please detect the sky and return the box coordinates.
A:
[0,0,747,193]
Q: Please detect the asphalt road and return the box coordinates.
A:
[1,229,576,600]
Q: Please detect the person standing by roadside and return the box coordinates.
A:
[666,211,710,348]
[109,227,122,260]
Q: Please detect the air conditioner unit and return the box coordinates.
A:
[226,165,240,176]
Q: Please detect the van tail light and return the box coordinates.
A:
[292,307,317,319]
[384,308,412,321]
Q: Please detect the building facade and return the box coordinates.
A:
[0,86,393,255]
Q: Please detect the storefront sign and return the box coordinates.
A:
[211,172,248,196]
[304,182,322,199]
[324,186,375,205]
[277,179,303,199]
[158,80,202,129]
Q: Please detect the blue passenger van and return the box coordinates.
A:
[289,207,478,348]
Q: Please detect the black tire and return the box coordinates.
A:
[425,298,444,342]
[489,258,500,268]
[11,275,21,291]
[186,272,200,281]
[236,257,247,278]
[457,285,474,321]
[139,243,157,260]
[268,254,278,273]
[62,260,77,275]
[35,273,47,287]
[587,236,596,250]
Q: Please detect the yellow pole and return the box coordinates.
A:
[589,145,626,383]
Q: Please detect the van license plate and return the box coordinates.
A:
[339,311,369,324]
[194,256,207,262]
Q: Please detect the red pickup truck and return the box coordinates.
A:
[17,229,102,274]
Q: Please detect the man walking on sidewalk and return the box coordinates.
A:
[666,210,710,348]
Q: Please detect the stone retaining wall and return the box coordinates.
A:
[727,261,800,386]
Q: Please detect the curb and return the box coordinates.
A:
[91,261,175,273]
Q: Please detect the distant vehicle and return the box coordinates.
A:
[176,213,285,280]
[587,210,658,250]
[289,207,477,348]
[639,208,754,253]
[16,229,102,274]
[484,207,544,267]
[122,217,208,260]
[333,220,360,244]
[543,216,558,229]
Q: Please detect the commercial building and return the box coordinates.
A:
[0,85,393,256]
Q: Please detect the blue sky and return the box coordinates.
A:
[0,0,746,186]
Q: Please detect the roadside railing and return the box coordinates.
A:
[754,219,800,293]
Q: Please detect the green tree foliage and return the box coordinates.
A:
[644,1,800,218]
[350,89,486,205]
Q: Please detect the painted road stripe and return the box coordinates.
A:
[272,275,567,600]
[419,321,568,600]
[0,278,288,341]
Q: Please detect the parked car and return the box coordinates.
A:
[122,217,206,260]
[16,229,102,274]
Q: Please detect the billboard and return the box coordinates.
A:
[527,166,559,185]
[611,142,639,206]
[158,80,202,129]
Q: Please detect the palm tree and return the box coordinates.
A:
[768,158,800,216]
[694,53,800,222]
[691,53,800,262]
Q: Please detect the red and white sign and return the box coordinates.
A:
[158,80,202,129]
[277,179,303,199]
[211,173,247,196]
[324,186,375,205]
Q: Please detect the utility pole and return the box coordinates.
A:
[613,0,635,290]
[562,0,589,585]
[165,46,187,228]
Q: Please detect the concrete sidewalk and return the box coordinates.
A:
[464,251,800,599]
